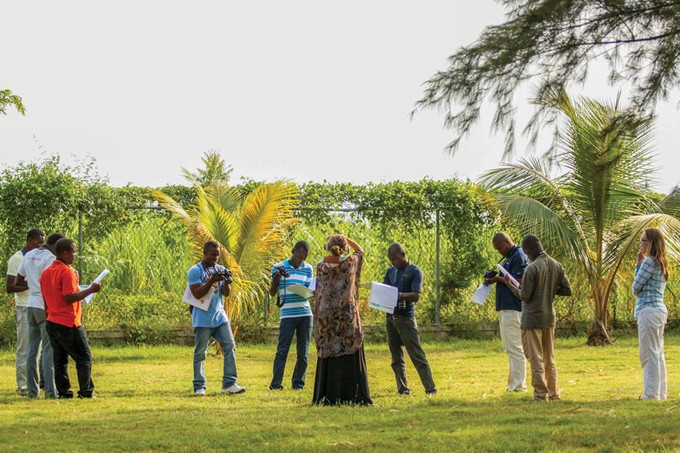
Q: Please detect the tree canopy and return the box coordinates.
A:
[415,0,680,155]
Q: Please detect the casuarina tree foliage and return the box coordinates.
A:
[415,1,680,156]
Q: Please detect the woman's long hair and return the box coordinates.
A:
[645,227,669,281]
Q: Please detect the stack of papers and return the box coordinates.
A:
[367,282,398,314]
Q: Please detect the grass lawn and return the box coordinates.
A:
[1,333,678,452]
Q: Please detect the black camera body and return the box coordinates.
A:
[275,265,291,278]
[217,269,234,284]
[483,269,498,280]
[483,269,498,285]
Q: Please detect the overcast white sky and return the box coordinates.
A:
[1,1,679,193]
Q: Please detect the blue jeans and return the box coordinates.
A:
[271,316,312,389]
[193,323,238,391]
[26,308,56,398]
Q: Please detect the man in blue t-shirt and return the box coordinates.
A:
[187,241,245,396]
[268,241,314,390]
[383,243,436,395]
[485,232,528,392]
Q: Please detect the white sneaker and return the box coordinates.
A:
[194,388,206,396]
[221,384,246,394]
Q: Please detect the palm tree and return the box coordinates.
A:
[481,89,680,345]
[152,173,299,320]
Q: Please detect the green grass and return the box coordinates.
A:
[1,334,678,452]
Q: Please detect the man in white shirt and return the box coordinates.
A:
[16,233,63,398]
[6,229,45,395]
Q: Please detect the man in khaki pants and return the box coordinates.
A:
[505,235,572,401]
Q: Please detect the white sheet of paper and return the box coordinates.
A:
[93,269,110,284]
[287,284,314,299]
[308,278,316,291]
[496,264,520,288]
[182,285,213,312]
[471,283,492,305]
[369,301,395,314]
[369,282,398,308]
[83,269,111,304]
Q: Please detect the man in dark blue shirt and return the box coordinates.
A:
[485,232,528,392]
[383,243,436,395]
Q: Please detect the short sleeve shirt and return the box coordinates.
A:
[271,259,314,319]
[383,263,423,317]
[40,260,82,327]
[7,251,29,307]
[495,246,528,312]
[188,262,229,328]
[17,248,56,309]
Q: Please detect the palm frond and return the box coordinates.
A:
[480,158,587,244]
[235,181,299,274]
[494,194,592,271]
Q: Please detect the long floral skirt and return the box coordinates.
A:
[312,345,373,406]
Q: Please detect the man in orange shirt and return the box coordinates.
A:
[40,238,100,399]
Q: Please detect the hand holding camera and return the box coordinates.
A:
[483,269,498,286]
[274,265,290,279]
[210,268,233,285]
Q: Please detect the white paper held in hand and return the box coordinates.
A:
[496,264,520,288]
[471,283,492,305]
[368,282,398,314]
[83,268,111,304]
[286,284,314,299]
[182,285,213,312]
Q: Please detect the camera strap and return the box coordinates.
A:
[276,262,287,308]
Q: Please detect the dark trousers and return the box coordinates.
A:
[271,316,313,389]
[45,321,95,398]
[386,315,436,394]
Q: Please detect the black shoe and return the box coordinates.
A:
[426,389,438,396]
[269,385,284,391]
[398,389,411,395]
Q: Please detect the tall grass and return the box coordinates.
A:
[83,216,193,330]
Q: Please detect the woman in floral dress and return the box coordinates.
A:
[312,234,372,405]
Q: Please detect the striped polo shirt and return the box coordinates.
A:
[272,259,313,319]
[632,256,667,318]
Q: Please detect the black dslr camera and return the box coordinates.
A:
[483,269,497,285]
[217,269,234,284]
[275,265,291,278]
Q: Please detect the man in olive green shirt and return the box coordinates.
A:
[505,235,572,401]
